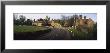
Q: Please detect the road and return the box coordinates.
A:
[36,28,74,40]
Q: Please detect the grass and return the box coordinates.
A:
[68,28,96,40]
[14,25,48,33]
[14,25,52,40]
[68,28,86,35]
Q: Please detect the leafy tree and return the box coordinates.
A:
[19,15,26,22]
[45,16,50,21]
[25,19,32,25]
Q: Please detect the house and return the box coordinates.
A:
[32,16,62,28]
[51,19,62,28]
[32,21,44,27]
[75,15,95,32]
[32,15,95,32]
[32,18,45,27]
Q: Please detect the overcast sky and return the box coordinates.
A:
[14,13,97,22]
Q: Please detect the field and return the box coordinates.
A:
[14,25,49,32]
[14,25,51,40]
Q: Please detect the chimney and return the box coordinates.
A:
[79,15,82,19]
[84,16,86,19]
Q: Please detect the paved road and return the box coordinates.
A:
[36,28,74,40]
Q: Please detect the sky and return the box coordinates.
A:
[14,13,97,22]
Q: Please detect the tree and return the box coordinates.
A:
[45,16,50,21]
[61,15,69,21]
[38,18,43,21]
[19,15,26,25]
[14,14,17,25]
[60,15,69,26]
[14,14,18,25]
[33,19,36,22]
[60,15,76,27]
[19,15,26,22]
[25,19,32,25]
[68,15,75,27]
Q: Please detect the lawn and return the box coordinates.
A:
[14,25,52,40]
[14,25,49,33]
